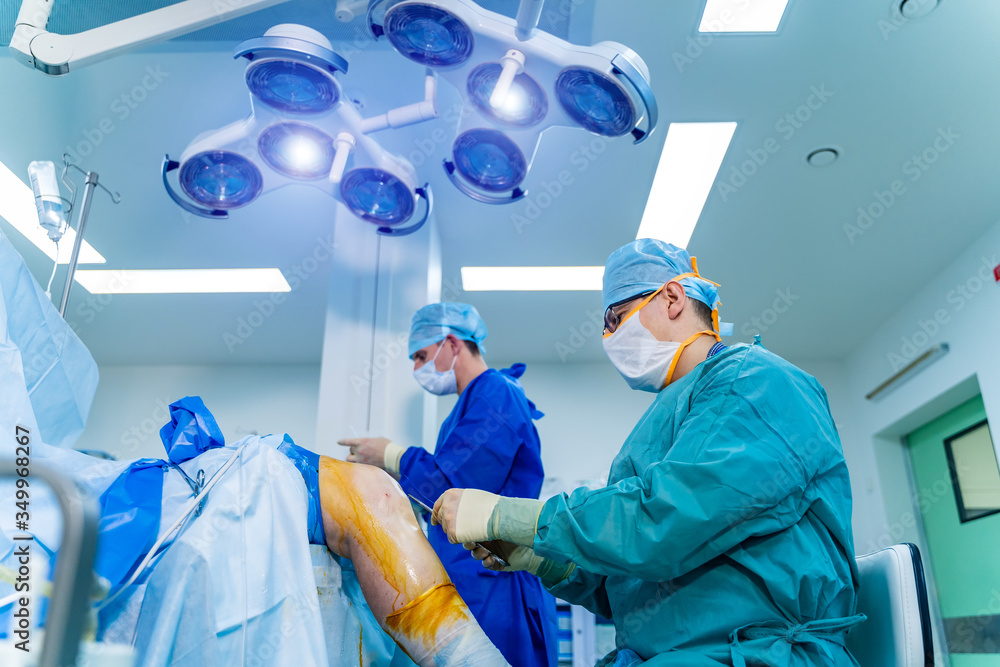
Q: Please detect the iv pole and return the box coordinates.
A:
[58,157,121,318]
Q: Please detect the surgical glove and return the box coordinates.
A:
[434,489,545,548]
[434,489,499,544]
[489,495,545,547]
[382,441,410,475]
[464,541,575,587]
[337,436,392,468]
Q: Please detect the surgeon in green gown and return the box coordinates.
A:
[432,238,864,666]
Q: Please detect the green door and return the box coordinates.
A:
[907,395,1000,665]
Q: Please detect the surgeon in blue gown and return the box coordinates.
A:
[339,302,558,667]
[432,240,864,667]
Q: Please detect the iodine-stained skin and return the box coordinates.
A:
[318,457,505,666]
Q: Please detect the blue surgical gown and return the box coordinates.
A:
[535,342,862,666]
[398,364,558,667]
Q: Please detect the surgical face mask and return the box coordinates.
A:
[602,294,718,392]
[413,342,458,396]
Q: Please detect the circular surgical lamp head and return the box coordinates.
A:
[443,128,529,204]
[258,122,336,179]
[340,168,416,225]
[242,25,345,116]
[467,62,548,127]
[383,4,474,67]
[555,67,635,137]
[178,151,264,211]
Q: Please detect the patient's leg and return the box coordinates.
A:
[318,456,507,667]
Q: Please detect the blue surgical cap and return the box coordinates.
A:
[603,239,721,314]
[409,302,488,358]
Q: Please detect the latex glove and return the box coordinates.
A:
[433,489,497,544]
[463,540,575,586]
[382,441,410,475]
[337,436,394,468]
[433,489,544,547]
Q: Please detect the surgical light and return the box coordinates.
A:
[383,4,474,67]
[179,151,264,210]
[371,0,658,204]
[556,68,635,138]
[468,61,547,127]
[451,129,527,193]
[246,60,340,114]
[340,168,417,225]
[164,23,438,236]
[258,122,336,179]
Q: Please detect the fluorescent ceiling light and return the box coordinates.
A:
[74,269,291,294]
[462,266,604,291]
[0,158,106,264]
[699,0,790,32]
[636,122,737,247]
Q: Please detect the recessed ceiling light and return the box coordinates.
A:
[807,148,839,167]
[461,266,604,291]
[0,158,105,264]
[699,0,791,32]
[898,0,939,19]
[74,269,291,294]
[636,122,737,247]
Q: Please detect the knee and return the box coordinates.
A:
[317,458,414,554]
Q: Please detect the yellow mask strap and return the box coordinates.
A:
[664,329,721,387]
[604,256,724,340]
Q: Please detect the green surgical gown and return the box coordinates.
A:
[535,342,862,666]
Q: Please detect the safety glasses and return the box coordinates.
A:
[603,290,656,335]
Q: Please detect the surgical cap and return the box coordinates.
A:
[408,302,488,358]
[602,238,721,314]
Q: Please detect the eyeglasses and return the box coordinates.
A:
[604,290,655,334]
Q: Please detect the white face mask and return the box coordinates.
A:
[603,306,718,393]
[413,342,458,396]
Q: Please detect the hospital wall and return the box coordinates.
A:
[813,216,1000,558]
[74,364,320,460]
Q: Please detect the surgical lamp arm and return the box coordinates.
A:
[515,0,545,41]
[10,0,292,75]
[360,71,439,134]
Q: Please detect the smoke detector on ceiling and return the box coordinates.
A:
[896,0,940,20]
[806,148,839,167]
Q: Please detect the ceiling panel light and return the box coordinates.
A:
[462,266,604,291]
[74,269,291,294]
[699,0,790,33]
[0,159,106,264]
[636,122,737,247]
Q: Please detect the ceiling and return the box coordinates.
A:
[1,0,997,370]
